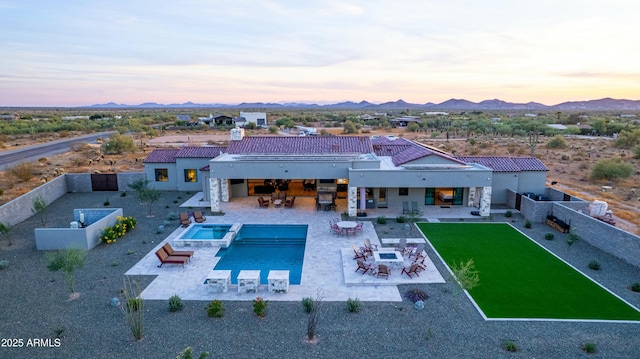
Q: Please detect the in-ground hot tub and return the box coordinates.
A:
[173,223,241,247]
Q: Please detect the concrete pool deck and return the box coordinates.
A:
[126,195,449,301]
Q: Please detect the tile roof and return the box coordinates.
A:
[454,156,549,172]
[175,146,225,158]
[225,136,373,154]
[371,137,463,166]
[143,148,179,163]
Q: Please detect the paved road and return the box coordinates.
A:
[0,131,116,170]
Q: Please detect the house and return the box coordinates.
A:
[239,111,267,127]
[389,116,421,127]
[177,114,197,126]
[143,146,226,192]
[143,130,548,217]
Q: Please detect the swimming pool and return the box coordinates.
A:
[174,223,239,247]
[214,224,308,285]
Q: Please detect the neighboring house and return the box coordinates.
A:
[390,116,421,127]
[239,111,267,127]
[176,114,196,125]
[143,132,549,217]
[143,146,226,192]
[197,114,234,127]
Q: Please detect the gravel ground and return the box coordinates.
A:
[1,192,639,358]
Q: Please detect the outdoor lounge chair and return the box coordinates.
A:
[193,211,206,223]
[402,201,409,215]
[284,196,295,208]
[352,244,367,261]
[162,243,194,262]
[377,264,390,279]
[411,201,419,215]
[408,243,425,260]
[394,238,408,254]
[257,196,269,208]
[401,263,422,278]
[179,212,191,227]
[363,238,378,254]
[155,248,189,268]
[355,259,370,275]
[412,257,427,270]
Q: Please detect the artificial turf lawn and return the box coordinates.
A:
[419,222,640,321]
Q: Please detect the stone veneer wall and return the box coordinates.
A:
[551,202,640,267]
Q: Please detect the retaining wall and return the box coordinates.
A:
[0,175,68,227]
[35,208,122,250]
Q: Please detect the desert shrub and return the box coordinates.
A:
[589,158,634,181]
[404,288,429,303]
[253,297,269,317]
[0,259,9,269]
[546,135,567,149]
[633,145,640,159]
[176,347,210,359]
[376,216,387,224]
[544,232,554,240]
[582,342,597,354]
[101,133,136,154]
[8,162,35,182]
[502,340,518,352]
[168,294,184,312]
[524,220,532,228]
[206,300,224,318]
[567,232,580,246]
[346,297,361,313]
[396,216,407,223]
[588,260,601,270]
[504,210,512,218]
[127,298,142,311]
[302,297,314,313]
[630,283,640,292]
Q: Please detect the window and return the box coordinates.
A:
[399,188,408,196]
[184,169,197,183]
[155,168,168,182]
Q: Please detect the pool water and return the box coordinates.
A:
[214,224,307,284]
[182,224,232,240]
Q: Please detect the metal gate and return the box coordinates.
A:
[515,193,522,210]
[91,173,118,191]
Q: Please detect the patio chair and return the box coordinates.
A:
[411,201,419,215]
[364,238,378,253]
[332,226,344,236]
[408,243,425,260]
[355,259,370,275]
[284,196,295,208]
[155,248,189,268]
[257,196,269,208]
[179,212,191,227]
[355,222,363,234]
[162,243,194,262]
[377,264,390,279]
[346,227,357,236]
[401,263,422,278]
[193,211,206,223]
[352,244,367,261]
[394,238,408,254]
[412,257,427,270]
[402,201,409,215]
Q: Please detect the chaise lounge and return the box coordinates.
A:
[155,247,189,267]
[179,212,191,227]
[162,243,194,262]
[193,211,206,223]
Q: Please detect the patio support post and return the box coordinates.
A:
[220,178,229,202]
[479,186,491,216]
[360,187,367,213]
[347,186,357,217]
[210,178,220,212]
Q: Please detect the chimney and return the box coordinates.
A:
[230,127,244,141]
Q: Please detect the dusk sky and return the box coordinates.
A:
[1,1,638,107]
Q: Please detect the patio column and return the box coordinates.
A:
[220,178,229,202]
[468,187,476,207]
[479,186,492,217]
[360,187,366,213]
[210,178,220,212]
[347,186,357,217]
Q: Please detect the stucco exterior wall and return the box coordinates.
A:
[145,163,178,190]
[0,175,68,227]
[35,208,122,250]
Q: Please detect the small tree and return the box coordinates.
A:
[46,248,87,298]
[101,133,136,154]
[450,258,480,301]
[140,186,161,217]
[32,195,48,226]
[589,158,634,181]
[0,222,12,246]
[545,135,567,149]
